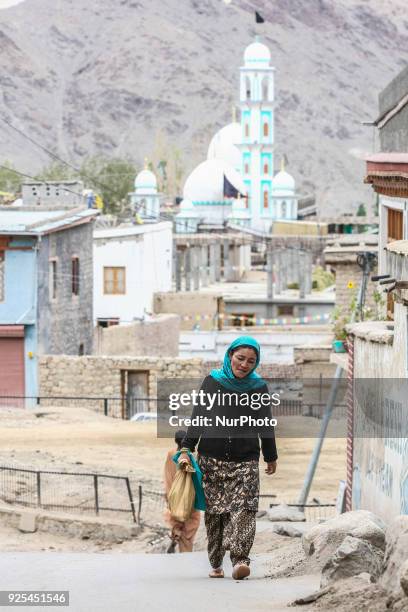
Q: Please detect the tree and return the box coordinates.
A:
[151,129,185,198]
[34,161,78,182]
[356,203,367,217]
[0,161,23,194]
[80,156,137,214]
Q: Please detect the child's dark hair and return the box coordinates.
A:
[174,429,187,449]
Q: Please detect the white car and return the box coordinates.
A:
[130,412,158,422]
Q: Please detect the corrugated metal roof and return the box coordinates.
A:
[366,153,408,163]
[0,208,99,234]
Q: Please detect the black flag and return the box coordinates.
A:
[223,175,244,199]
[255,11,265,23]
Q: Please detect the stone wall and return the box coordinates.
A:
[94,314,179,357]
[379,64,408,152]
[154,291,224,331]
[39,355,204,405]
[326,257,378,315]
[37,221,94,355]
[39,354,302,408]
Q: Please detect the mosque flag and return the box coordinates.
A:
[255,11,265,23]
[223,175,244,199]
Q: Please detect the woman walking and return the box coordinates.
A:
[179,336,277,580]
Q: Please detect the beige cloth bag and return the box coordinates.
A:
[168,463,196,522]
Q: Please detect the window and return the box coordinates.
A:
[263,163,269,174]
[0,251,4,302]
[49,259,57,300]
[245,124,249,138]
[387,208,403,242]
[244,163,249,174]
[104,267,126,295]
[263,122,269,137]
[277,305,294,316]
[97,318,120,328]
[262,79,268,101]
[282,201,287,216]
[263,190,269,209]
[231,313,255,327]
[72,257,80,296]
[78,343,84,356]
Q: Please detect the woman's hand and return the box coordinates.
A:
[265,461,277,475]
[177,450,191,465]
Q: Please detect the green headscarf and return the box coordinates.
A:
[210,336,265,392]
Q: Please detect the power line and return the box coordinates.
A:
[0,118,317,250]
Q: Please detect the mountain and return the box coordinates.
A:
[0,0,407,213]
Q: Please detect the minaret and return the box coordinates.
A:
[238,36,275,231]
[131,157,160,221]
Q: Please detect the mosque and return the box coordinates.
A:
[131,37,298,234]
[176,36,298,234]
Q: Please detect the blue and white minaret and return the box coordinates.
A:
[130,159,160,221]
[238,37,275,231]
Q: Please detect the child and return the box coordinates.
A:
[163,430,201,553]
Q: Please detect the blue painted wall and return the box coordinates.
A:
[0,244,37,324]
[0,240,38,397]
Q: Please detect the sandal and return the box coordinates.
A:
[232,564,250,580]
[209,567,224,578]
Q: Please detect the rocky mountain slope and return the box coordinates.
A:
[0,0,407,212]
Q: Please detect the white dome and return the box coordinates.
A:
[135,169,157,193]
[273,170,295,195]
[207,122,241,170]
[183,159,247,203]
[178,198,193,211]
[244,40,271,66]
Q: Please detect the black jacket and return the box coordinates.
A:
[182,375,278,463]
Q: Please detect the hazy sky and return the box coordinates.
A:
[0,0,25,8]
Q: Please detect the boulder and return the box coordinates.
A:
[380,515,408,598]
[349,522,386,550]
[272,523,302,538]
[302,510,386,568]
[321,535,384,587]
[400,560,408,597]
[267,503,305,522]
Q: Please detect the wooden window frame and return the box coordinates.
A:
[49,258,57,300]
[72,256,80,296]
[103,266,126,295]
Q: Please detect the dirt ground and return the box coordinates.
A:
[0,405,346,555]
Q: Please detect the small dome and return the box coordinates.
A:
[134,169,157,193]
[183,159,246,203]
[244,39,271,66]
[273,170,295,195]
[207,122,241,170]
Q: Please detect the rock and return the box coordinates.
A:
[400,560,408,596]
[380,516,408,598]
[302,510,386,568]
[273,524,302,538]
[349,522,386,551]
[321,536,384,587]
[267,504,306,522]
[18,511,37,533]
[256,510,267,519]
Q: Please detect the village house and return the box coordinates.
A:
[0,206,98,400]
[93,222,173,327]
[343,63,408,520]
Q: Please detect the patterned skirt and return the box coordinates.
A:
[198,455,259,514]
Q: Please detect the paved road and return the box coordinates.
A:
[0,552,319,612]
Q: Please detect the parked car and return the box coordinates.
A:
[130,412,158,422]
